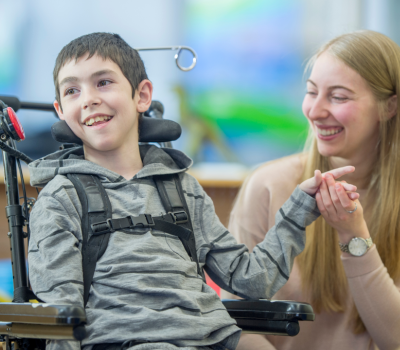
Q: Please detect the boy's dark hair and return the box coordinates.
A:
[53,32,148,106]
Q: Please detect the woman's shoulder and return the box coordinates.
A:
[231,153,308,238]
[248,153,307,190]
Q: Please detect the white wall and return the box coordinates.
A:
[1,0,186,134]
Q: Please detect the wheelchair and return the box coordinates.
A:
[0,95,315,349]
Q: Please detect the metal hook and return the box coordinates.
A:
[135,46,197,72]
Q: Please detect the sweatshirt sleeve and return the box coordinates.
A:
[28,183,83,350]
[342,245,400,350]
[202,186,320,300]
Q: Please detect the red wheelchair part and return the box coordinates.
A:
[6,107,25,141]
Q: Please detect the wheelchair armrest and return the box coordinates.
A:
[0,303,86,340]
[222,299,315,337]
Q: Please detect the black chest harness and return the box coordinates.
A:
[66,173,205,307]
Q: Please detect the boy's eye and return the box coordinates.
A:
[65,88,77,96]
[98,80,111,87]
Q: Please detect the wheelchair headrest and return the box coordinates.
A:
[51,116,182,145]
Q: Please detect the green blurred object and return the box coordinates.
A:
[183,0,308,164]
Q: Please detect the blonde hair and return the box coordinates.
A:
[298,30,400,333]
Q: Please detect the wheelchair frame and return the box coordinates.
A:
[0,97,315,350]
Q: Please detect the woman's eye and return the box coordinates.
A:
[306,91,317,96]
[98,80,111,87]
[332,96,347,101]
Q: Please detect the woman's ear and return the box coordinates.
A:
[136,80,153,113]
[386,95,397,120]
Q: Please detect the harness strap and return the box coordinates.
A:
[154,174,205,281]
[91,212,187,234]
[68,172,205,307]
[90,174,205,281]
[67,174,112,307]
[90,212,194,258]
[153,219,198,269]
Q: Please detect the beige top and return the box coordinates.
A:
[220,154,400,350]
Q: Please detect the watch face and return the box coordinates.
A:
[348,238,367,256]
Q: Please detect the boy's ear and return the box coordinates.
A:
[54,100,65,120]
[136,80,153,113]
[386,95,397,120]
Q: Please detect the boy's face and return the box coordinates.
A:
[54,54,152,153]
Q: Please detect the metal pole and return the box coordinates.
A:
[2,140,29,302]
[20,101,55,112]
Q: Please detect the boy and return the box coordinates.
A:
[28,33,356,350]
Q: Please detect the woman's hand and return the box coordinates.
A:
[299,166,359,200]
[316,173,370,243]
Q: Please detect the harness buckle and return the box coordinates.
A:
[91,219,114,235]
[129,214,155,228]
[169,211,188,224]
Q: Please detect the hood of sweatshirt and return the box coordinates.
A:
[28,144,193,187]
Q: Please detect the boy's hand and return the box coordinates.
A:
[299,166,358,199]
[315,174,369,243]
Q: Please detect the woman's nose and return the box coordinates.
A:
[307,96,330,120]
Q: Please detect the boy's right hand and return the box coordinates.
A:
[299,166,359,200]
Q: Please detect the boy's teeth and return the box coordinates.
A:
[85,116,111,126]
[317,127,343,136]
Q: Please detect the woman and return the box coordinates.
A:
[221,30,400,350]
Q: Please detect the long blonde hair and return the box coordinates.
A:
[298,30,400,333]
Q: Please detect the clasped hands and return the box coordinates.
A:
[299,166,370,244]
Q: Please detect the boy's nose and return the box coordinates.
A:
[82,91,101,110]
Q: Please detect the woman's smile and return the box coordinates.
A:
[315,124,344,140]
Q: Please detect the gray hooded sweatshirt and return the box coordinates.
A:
[28,144,320,350]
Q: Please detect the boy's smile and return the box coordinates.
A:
[83,114,112,127]
[54,54,151,157]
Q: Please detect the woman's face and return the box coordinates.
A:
[302,52,380,160]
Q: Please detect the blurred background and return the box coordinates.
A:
[0,0,399,299]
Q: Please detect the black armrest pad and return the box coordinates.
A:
[222,299,315,321]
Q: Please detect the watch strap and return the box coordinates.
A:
[365,237,373,248]
[339,241,350,253]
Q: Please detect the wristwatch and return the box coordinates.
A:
[339,237,373,257]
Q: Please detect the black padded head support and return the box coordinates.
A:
[51,120,83,144]
[51,116,182,145]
